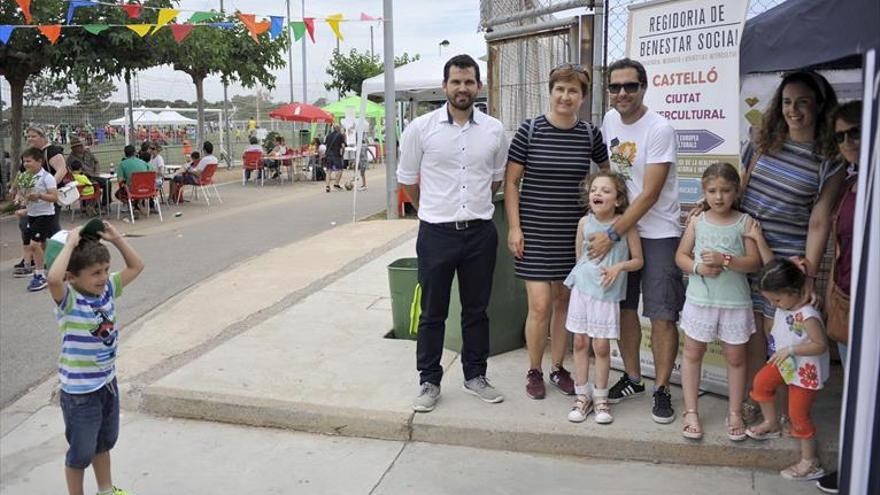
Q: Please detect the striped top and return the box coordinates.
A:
[741,140,841,259]
[508,115,608,280]
[55,272,123,394]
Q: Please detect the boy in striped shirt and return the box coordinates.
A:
[47,221,144,495]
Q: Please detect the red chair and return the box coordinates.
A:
[242,150,264,186]
[71,183,103,220]
[280,155,294,182]
[180,163,222,205]
[116,171,162,224]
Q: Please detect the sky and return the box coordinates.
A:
[115,0,488,104]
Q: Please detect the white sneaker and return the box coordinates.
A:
[594,398,613,424]
[412,382,440,412]
[357,186,367,191]
[462,376,504,403]
[567,395,593,423]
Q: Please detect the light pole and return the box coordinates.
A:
[438,39,450,57]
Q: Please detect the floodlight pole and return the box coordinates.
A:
[301,0,308,103]
[221,0,231,168]
[383,0,397,219]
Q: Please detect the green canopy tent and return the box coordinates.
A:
[321,96,385,119]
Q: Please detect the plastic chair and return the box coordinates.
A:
[242,150,264,186]
[280,156,294,182]
[181,163,222,205]
[116,171,162,224]
[71,183,103,220]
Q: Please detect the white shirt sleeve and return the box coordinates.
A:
[646,121,677,165]
[492,128,509,182]
[397,122,422,185]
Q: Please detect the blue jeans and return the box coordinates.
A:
[59,379,120,469]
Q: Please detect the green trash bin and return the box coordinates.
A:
[388,257,419,340]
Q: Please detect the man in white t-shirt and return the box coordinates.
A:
[593,58,684,425]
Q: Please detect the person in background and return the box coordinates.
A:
[116,145,152,217]
[67,136,107,208]
[27,125,68,233]
[243,136,264,183]
[324,126,345,192]
[20,147,59,292]
[69,161,97,217]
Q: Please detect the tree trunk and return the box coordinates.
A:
[9,75,26,185]
[193,74,205,151]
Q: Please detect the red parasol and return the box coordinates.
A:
[269,103,335,123]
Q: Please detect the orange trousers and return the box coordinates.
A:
[750,363,818,439]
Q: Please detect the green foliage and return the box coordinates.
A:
[75,79,117,108]
[13,170,36,194]
[324,49,421,97]
[23,71,70,107]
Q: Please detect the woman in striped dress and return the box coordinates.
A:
[740,71,844,421]
[505,64,609,399]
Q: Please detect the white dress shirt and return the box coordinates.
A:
[397,104,508,224]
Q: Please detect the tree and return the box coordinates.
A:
[23,71,70,108]
[75,79,117,108]
[324,49,420,97]
[157,13,287,150]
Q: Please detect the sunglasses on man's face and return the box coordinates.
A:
[608,82,642,95]
[833,127,860,144]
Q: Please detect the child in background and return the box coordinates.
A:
[675,163,763,440]
[47,220,144,495]
[21,147,59,292]
[69,161,97,217]
[745,259,829,481]
[563,172,643,424]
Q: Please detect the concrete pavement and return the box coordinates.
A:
[1,216,840,493]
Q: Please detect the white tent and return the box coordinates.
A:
[360,56,488,102]
[155,109,197,125]
[108,109,163,126]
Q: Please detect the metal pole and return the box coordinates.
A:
[221,0,232,168]
[370,26,374,59]
[0,79,6,192]
[125,70,135,145]
[285,0,297,149]
[383,0,398,219]
[590,3,605,127]
[301,0,307,103]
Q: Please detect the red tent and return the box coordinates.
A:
[269,103,335,123]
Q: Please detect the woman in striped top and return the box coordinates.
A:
[505,64,610,399]
[739,71,844,421]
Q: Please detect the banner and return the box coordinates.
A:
[621,0,750,396]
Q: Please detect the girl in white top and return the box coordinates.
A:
[563,172,643,424]
[745,258,829,481]
[675,163,762,441]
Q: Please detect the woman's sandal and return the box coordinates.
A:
[745,422,782,441]
[780,458,825,481]
[726,411,747,442]
[682,409,703,440]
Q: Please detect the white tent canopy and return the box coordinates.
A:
[155,108,196,125]
[361,56,488,102]
[108,109,162,126]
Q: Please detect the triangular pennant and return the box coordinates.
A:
[0,26,15,45]
[83,24,110,35]
[237,13,258,40]
[156,8,179,29]
[15,0,32,24]
[188,11,220,24]
[169,24,194,43]
[289,21,305,42]
[254,21,270,35]
[269,16,284,39]
[126,24,153,37]
[122,3,142,19]
[326,14,343,41]
[38,25,62,44]
[67,0,97,25]
[303,17,315,42]
[360,13,379,21]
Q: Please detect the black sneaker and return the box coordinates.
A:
[607,374,645,404]
[13,259,25,269]
[815,471,838,494]
[651,386,675,424]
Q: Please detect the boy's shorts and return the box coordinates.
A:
[59,378,120,469]
[25,215,58,244]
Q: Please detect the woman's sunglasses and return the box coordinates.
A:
[551,63,588,75]
[833,127,860,144]
[608,82,642,95]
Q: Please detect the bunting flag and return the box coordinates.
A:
[155,8,180,31]
[269,16,284,39]
[38,25,62,44]
[289,21,305,41]
[83,24,110,35]
[67,0,97,25]
[188,11,220,24]
[126,24,153,37]
[237,13,270,42]
[360,13,379,21]
[0,25,14,44]
[326,14,343,41]
[303,17,315,42]
[121,3,143,19]
[169,24,193,43]
[15,0,32,23]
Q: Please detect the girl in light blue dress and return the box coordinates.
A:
[564,172,643,424]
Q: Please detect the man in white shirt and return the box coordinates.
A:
[593,58,684,425]
[398,55,509,412]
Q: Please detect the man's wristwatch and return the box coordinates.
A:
[606,226,621,242]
